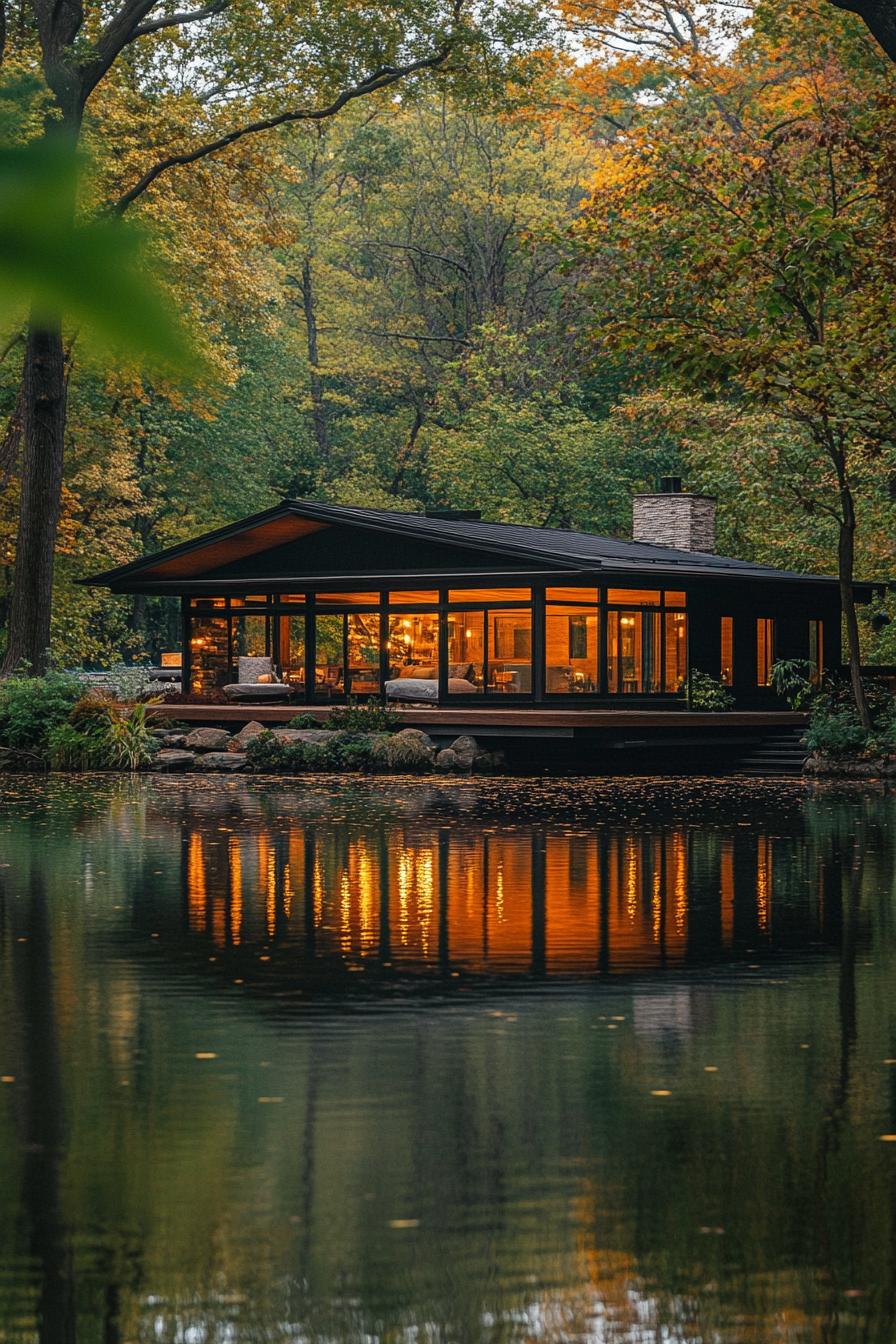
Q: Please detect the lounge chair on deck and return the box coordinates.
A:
[223,656,293,702]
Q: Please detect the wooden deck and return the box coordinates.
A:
[151,702,808,740]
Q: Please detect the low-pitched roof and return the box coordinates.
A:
[83,497,865,591]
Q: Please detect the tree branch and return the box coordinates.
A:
[79,0,160,99]
[353,327,471,344]
[829,0,896,64]
[113,44,454,214]
[130,0,226,38]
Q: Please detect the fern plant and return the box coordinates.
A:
[106,704,158,770]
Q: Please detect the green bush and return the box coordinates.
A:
[0,671,83,764]
[803,706,868,758]
[288,712,320,729]
[327,698,398,734]
[47,722,108,770]
[687,671,735,712]
[246,730,377,774]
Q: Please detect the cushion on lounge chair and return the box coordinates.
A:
[385,678,438,702]
[385,677,477,702]
[223,682,292,702]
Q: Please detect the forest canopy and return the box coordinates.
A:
[1,0,895,670]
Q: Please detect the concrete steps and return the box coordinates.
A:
[735,728,808,777]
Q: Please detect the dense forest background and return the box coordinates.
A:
[2,0,896,667]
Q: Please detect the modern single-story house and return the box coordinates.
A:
[85,481,872,710]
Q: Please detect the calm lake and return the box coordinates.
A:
[1,774,895,1343]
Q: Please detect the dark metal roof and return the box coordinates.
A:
[82,497,869,591]
[276,500,851,587]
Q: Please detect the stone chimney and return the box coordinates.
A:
[632,477,716,553]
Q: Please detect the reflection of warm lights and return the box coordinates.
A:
[756,836,771,933]
[173,821,797,982]
[673,832,687,935]
[651,837,662,942]
[625,838,639,920]
[229,835,242,946]
[721,840,734,947]
[465,629,473,638]
[620,617,635,627]
[187,832,206,932]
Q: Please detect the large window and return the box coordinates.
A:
[347,613,381,694]
[447,611,485,692]
[664,612,688,692]
[188,616,229,693]
[231,613,268,661]
[545,588,599,694]
[608,610,662,693]
[606,590,687,696]
[757,618,775,687]
[446,588,532,694]
[488,609,532,693]
[315,613,344,695]
[388,612,439,680]
[720,616,734,686]
[278,614,306,688]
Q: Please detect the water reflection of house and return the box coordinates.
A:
[632,990,693,1037]
[175,815,836,981]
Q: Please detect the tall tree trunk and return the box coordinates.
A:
[0,321,67,676]
[837,476,872,730]
[300,256,330,467]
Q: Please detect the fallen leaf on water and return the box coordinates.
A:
[879,1134,896,1142]
[704,1066,718,1073]
[388,1219,420,1229]
[257,1096,284,1104]
[194,1052,217,1060]
[1,1076,15,1084]
[651,1089,671,1097]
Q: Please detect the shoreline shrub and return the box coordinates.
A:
[0,671,83,764]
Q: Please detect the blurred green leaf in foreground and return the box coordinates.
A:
[0,79,197,373]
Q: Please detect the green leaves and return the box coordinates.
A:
[0,126,198,372]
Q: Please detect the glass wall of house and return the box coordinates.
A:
[184,584,689,701]
[446,589,532,694]
[605,590,688,696]
[545,588,599,694]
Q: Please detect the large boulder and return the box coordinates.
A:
[448,735,479,771]
[195,752,247,772]
[185,727,232,752]
[229,721,266,752]
[272,728,337,745]
[153,749,195,772]
[435,747,460,773]
[384,728,436,771]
